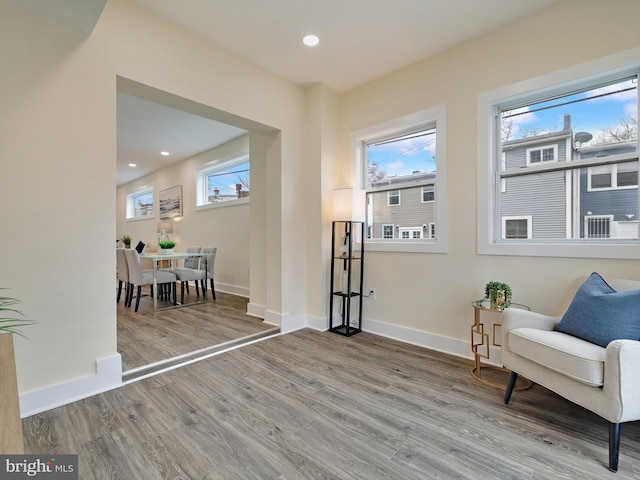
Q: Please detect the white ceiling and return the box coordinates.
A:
[117,93,246,185]
[132,0,561,92]
[117,0,562,185]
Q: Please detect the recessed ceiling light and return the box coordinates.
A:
[160,151,170,156]
[302,34,319,47]
[128,163,137,167]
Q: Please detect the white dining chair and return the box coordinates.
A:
[124,248,177,312]
[116,248,130,305]
[200,246,217,300]
[170,246,205,304]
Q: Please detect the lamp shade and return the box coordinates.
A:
[333,188,366,222]
[157,222,173,233]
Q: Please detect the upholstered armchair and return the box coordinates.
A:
[501,274,640,472]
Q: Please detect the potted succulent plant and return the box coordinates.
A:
[121,235,132,248]
[484,281,512,310]
[158,240,176,255]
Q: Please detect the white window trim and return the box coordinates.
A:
[421,185,435,203]
[584,214,614,238]
[526,144,558,166]
[382,224,394,239]
[587,164,639,192]
[387,190,401,206]
[351,105,448,254]
[501,216,532,239]
[399,227,423,239]
[477,47,640,259]
[126,185,155,221]
[196,154,250,211]
[429,222,436,239]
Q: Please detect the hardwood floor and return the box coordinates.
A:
[117,290,276,373]
[23,329,640,479]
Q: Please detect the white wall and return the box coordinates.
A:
[4,0,640,413]
[0,0,308,410]
[338,0,640,354]
[116,134,251,295]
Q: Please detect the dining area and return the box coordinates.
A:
[116,246,217,312]
[115,243,278,378]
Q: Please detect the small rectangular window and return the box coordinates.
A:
[387,190,400,206]
[526,145,558,166]
[126,187,154,220]
[422,185,435,202]
[502,217,531,239]
[197,155,250,208]
[382,224,394,239]
[585,215,613,238]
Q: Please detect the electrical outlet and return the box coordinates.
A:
[369,288,377,299]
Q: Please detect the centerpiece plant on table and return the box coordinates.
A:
[158,240,177,254]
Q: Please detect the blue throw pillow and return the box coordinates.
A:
[555,272,640,347]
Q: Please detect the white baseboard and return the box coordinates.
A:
[216,282,249,298]
[247,302,266,319]
[361,317,500,365]
[263,310,306,334]
[18,316,498,417]
[20,354,122,418]
[302,314,493,365]
[306,314,327,331]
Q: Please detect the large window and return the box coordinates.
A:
[353,105,448,253]
[126,186,154,220]
[479,57,640,259]
[196,155,250,208]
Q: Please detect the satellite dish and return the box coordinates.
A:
[574,131,593,144]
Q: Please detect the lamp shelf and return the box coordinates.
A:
[329,220,364,337]
[332,291,361,298]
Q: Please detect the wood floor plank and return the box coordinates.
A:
[22,329,640,479]
[117,291,274,371]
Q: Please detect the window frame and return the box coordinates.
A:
[526,145,558,166]
[126,185,155,221]
[428,222,436,239]
[501,216,532,239]
[587,163,639,191]
[387,190,401,206]
[421,185,435,203]
[399,227,423,239]
[351,105,448,254]
[382,224,394,239]
[584,214,614,239]
[196,154,250,211]
[477,51,640,259]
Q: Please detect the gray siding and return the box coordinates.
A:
[501,170,567,238]
[369,186,435,238]
[579,169,638,237]
[504,139,567,169]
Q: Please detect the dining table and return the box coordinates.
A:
[139,251,210,312]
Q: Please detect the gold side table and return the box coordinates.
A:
[471,299,532,390]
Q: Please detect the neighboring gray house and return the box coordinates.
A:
[501,114,638,240]
[368,171,436,239]
[365,115,637,241]
[578,140,637,238]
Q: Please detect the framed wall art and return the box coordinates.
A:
[159,185,182,219]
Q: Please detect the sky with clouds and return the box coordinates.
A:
[365,79,636,183]
[366,129,437,181]
[501,78,637,144]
